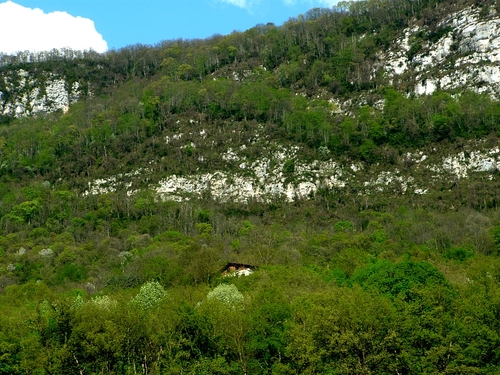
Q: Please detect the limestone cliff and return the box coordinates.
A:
[0,69,84,117]
[379,5,500,97]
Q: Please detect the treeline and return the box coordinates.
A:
[0,48,103,67]
[1,0,491,102]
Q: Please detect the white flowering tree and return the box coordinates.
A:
[203,284,248,373]
[92,295,118,310]
[131,281,168,310]
[206,284,244,308]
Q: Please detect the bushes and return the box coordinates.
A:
[53,263,87,284]
[350,259,453,301]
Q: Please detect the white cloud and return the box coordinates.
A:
[220,0,341,11]
[218,0,268,11]
[0,1,108,54]
[220,0,248,7]
[220,0,263,10]
[288,0,340,7]
[316,0,339,6]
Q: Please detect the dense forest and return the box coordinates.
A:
[2,0,500,374]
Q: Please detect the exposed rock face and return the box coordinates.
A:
[0,69,83,117]
[379,6,500,97]
[83,140,500,203]
[84,144,346,203]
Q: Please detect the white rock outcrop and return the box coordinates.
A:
[82,139,500,203]
[154,146,346,203]
[379,6,500,96]
[0,69,83,117]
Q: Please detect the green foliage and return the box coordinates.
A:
[54,263,87,284]
[29,227,49,239]
[197,209,213,223]
[407,41,423,61]
[196,222,213,236]
[246,287,291,373]
[443,247,474,262]
[288,286,397,374]
[350,259,453,301]
[491,225,500,253]
[334,220,354,232]
[282,159,295,173]
[10,200,40,223]
[238,220,255,236]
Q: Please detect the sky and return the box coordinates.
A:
[0,0,342,54]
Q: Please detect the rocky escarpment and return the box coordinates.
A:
[83,132,500,203]
[0,69,84,117]
[378,5,500,97]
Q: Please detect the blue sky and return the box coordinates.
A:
[0,0,340,54]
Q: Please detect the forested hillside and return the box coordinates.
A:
[2,0,500,374]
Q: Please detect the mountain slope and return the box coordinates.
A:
[1,1,500,373]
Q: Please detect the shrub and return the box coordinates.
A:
[443,247,474,262]
[54,263,87,284]
[350,259,453,301]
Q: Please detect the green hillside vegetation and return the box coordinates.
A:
[2,0,500,373]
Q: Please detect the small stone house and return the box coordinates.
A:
[221,262,256,277]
